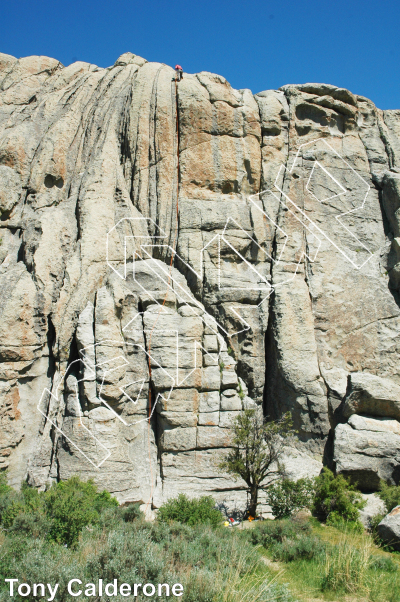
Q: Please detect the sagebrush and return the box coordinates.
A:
[157,494,223,527]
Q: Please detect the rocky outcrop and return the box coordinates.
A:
[343,373,400,421]
[359,492,386,527]
[1,50,400,507]
[334,415,400,490]
[378,506,400,550]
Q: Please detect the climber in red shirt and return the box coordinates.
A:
[175,65,183,82]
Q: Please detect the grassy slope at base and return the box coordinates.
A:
[256,520,400,602]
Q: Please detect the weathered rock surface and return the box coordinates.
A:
[334,415,400,489]
[343,372,400,421]
[378,506,400,550]
[359,492,386,527]
[0,50,400,506]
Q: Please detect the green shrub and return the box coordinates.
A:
[0,495,296,602]
[9,512,52,538]
[369,555,398,573]
[43,476,118,547]
[250,517,323,563]
[271,534,325,562]
[377,481,400,513]
[0,535,80,600]
[251,518,311,548]
[312,468,365,526]
[84,521,295,602]
[157,494,223,527]
[0,479,46,528]
[0,471,19,525]
[20,481,44,512]
[2,501,27,528]
[266,478,315,519]
[326,511,365,534]
[370,512,386,545]
[1,475,118,547]
[0,471,11,495]
[121,502,143,523]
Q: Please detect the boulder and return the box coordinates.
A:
[343,373,400,421]
[334,415,400,490]
[359,493,386,527]
[377,506,400,551]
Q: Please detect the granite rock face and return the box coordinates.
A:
[334,415,400,490]
[378,506,400,550]
[358,492,386,527]
[343,372,400,421]
[1,50,399,506]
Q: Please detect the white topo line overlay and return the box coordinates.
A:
[272,137,376,270]
[248,190,323,291]
[38,137,379,470]
[37,342,175,468]
[37,359,111,469]
[108,226,253,336]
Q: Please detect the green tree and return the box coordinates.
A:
[0,471,20,526]
[0,474,119,545]
[219,410,295,517]
[0,471,10,495]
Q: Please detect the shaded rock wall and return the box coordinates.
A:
[1,50,399,507]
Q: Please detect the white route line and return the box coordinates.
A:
[306,161,347,204]
[274,137,374,269]
[37,359,111,469]
[37,341,175,468]
[122,317,218,386]
[80,339,174,427]
[248,189,323,292]
[106,216,167,280]
[219,217,272,290]
[119,379,145,405]
[131,245,252,337]
[38,136,380,471]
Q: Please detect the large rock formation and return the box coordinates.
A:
[1,50,399,508]
[334,415,400,490]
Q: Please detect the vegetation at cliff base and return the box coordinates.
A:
[377,480,400,513]
[312,467,366,532]
[0,473,118,547]
[251,517,400,601]
[1,472,400,601]
[0,475,294,602]
[265,478,315,519]
[157,493,223,527]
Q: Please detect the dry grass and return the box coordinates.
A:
[321,531,373,595]
[255,520,400,602]
[211,539,291,602]
[316,522,400,569]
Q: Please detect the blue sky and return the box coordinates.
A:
[2,0,399,109]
